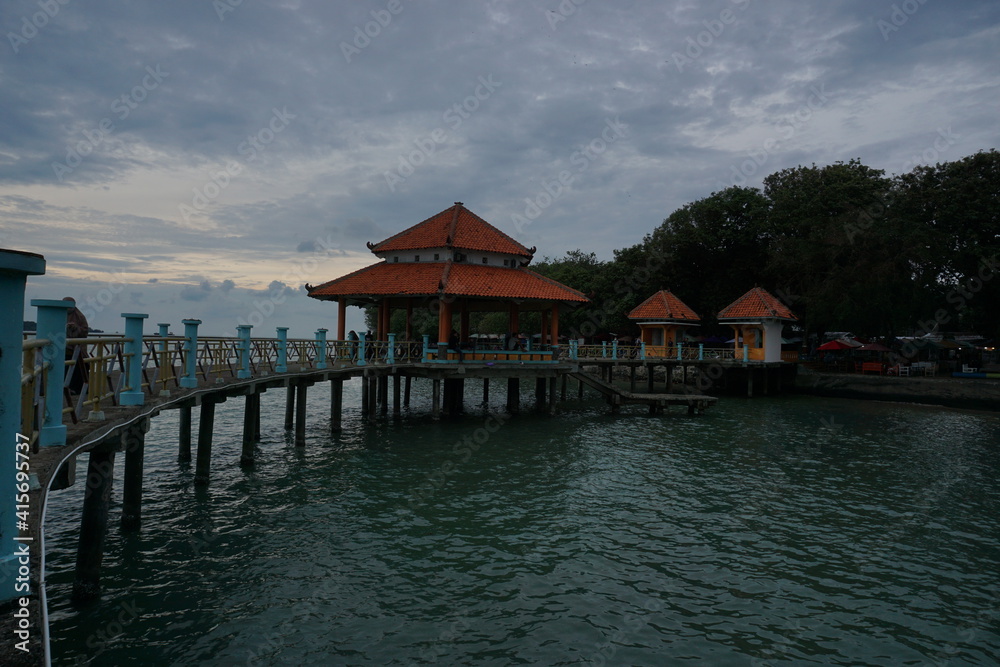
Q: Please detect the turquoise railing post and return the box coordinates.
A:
[120,313,149,406]
[423,334,431,361]
[157,323,171,397]
[388,333,396,365]
[676,342,682,361]
[570,339,578,361]
[357,332,367,367]
[743,344,749,362]
[699,343,704,361]
[276,327,288,373]
[612,339,618,359]
[180,319,201,388]
[526,337,532,352]
[602,341,607,358]
[236,324,252,379]
[316,328,328,370]
[31,299,73,446]
[0,249,45,603]
[640,341,646,360]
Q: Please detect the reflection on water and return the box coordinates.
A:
[44,381,1000,665]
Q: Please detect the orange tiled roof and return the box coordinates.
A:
[369,202,534,258]
[717,287,797,321]
[308,261,588,303]
[627,290,700,322]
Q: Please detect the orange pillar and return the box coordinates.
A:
[437,299,452,357]
[381,301,391,341]
[509,303,519,334]
[551,305,559,347]
[732,326,741,354]
[337,299,346,340]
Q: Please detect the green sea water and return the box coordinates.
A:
[42,380,1000,665]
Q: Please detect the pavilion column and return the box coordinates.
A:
[509,303,519,335]
[459,302,470,342]
[437,298,453,358]
[405,302,413,341]
[337,299,346,341]
[551,305,559,349]
[732,326,742,355]
[541,310,549,346]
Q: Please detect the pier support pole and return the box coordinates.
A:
[295,382,307,446]
[578,376,584,398]
[195,399,217,486]
[285,383,296,429]
[506,378,520,414]
[121,419,148,531]
[548,377,557,415]
[179,405,192,462]
[241,393,256,466]
[73,446,116,603]
[330,378,343,434]
[482,378,490,407]
[360,375,369,416]
[404,376,411,407]
[747,368,754,398]
[379,376,389,416]
[432,379,441,419]
[393,374,401,417]
[535,377,546,411]
[253,392,261,442]
[367,375,378,424]
[560,374,567,402]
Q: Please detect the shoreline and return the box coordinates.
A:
[790,369,1000,412]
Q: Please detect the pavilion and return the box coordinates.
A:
[717,287,797,362]
[306,202,588,360]
[627,289,701,357]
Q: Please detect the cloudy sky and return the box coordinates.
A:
[3,0,998,336]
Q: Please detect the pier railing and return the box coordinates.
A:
[572,342,742,362]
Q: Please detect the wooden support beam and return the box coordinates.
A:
[73,447,116,602]
[284,383,295,429]
[482,377,489,407]
[178,405,192,462]
[535,377,546,410]
[548,377,557,415]
[195,400,216,486]
[241,393,256,466]
[295,382,307,445]
[506,377,519,414]
[379,375,389,416]
[432,378,441,419]
[252,393,261,442]
[331,378,343,433]
[393,374,401,417]
[404,375,412,407]
[120,420,147,531]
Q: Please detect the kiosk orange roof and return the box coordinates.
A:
[627,290,700,322]
[717,287,797,321]
[368,202,534,257]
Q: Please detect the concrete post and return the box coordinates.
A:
[602,341,607,358]
[31,299,73,446]
[237,324,252,379]
[180,319,202,388]
[120,313,149,406]
[640,341,646,360]
[316,328,328,370]
[699,344,704,361]
[387,333,396,365]
[276,327,289,373]
[743,344,749,363]
[0,249,45,603]
[612,339,618,359]
[357,332,367,367]
[676,342,682,361]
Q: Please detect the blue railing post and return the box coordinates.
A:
[570,339,578,361]
[157,323,171,396]
[180,319,201,388]
[699,343,704,361]
[640,341,646,360]
[357,332,367,367]
[388,333,396,365]
[612,339,618,359]
[236,324,253,379]
[602,341,607,358]
[743,344,749,362]
[276,327,288,373]
[31,299,73,446]
[120,313,149,406]
[676,342,682,361]
[316,328,328,369]
[0,249,45,603]
[423,334,431,361]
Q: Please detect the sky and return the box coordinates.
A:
[2,0,998,336]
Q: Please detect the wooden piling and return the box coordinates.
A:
[432,378,441,419]
[482,378,490,407]
[548,377,557,415]
[379,376,389,416]
[241,393,256,466]
[195,399,216,486]
[73,446,116,602]
[331,378,343,434]
[252,392,261,442]
[404,375,412,407]
[285,383,295,429]
[393,374,401,417]
[507,377,520,414]
[535,377,546,410]
[295,382,307,445]
[120,420,147,531]
[560,374,567,402]
[367,374,378,424]
[361,375,370,416]
[179,404,192,462]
